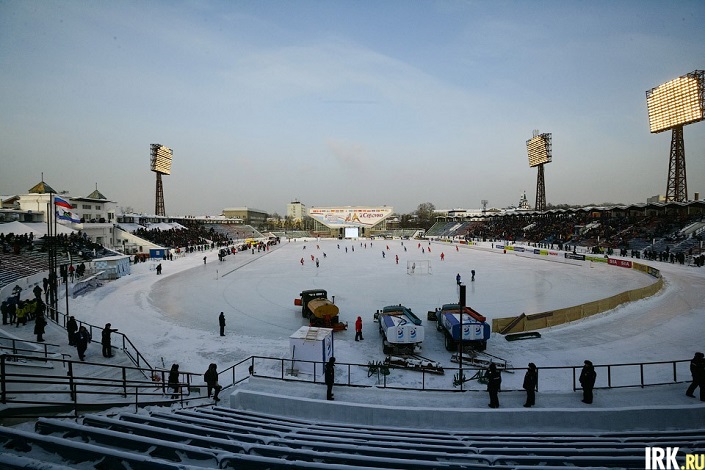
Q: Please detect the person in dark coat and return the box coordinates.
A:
[101,323,118,358]
[204,363,222,401]
[218,312,226,336]
[67,316,78,346]
[486,363,501,408]
[686,352,705,401]
[579,360,597,404]
[325,357,336,400]
[34,313,47,342]
[355,316,364,341]
[76,325,91,361]
[523,363,538,407]
[168,364,180,399]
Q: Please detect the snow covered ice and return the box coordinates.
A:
[65,237,703,400]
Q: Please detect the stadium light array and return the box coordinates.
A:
[646,70,705,134]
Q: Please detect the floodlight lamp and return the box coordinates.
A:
[646,70,705,133]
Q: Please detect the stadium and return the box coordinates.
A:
[1,4,704,466]
[1,177,705,467]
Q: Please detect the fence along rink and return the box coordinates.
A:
[407,260,432,275]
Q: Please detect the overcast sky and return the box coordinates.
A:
[1,0,703,215]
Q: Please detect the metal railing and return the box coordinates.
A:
[0,337,70,363]
[0,352,693,420]
[0,354,207,419]
[47,305,154,373]
[216,355,693,394]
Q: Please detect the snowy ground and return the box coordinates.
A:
[57,238,703,398]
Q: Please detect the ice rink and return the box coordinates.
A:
[68,237,704,392]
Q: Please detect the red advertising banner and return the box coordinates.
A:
[608,258,633,269]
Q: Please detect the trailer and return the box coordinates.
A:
[374,305,424,355]
[294,289,347,331]
[433,303,490,352]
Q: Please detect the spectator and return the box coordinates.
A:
[523,363,538,407]
[75,325,91,361]
[34,312,47,342]
[67,316,78,346]
[101,323,118,358]
[686,352,705,401]
[325,357,336,401]
[204,363,222,402]
[486,363,501,408]
[168,364,180,399]
[579,360,597,404]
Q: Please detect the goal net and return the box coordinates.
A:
[407,260,432,275]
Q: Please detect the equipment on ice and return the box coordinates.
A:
[295,289,347,331]
[374,305,424,355]
[430,303,491,352]
[384,354,444,375]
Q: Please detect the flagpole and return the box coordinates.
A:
[48,193,56,321]
[54,193,59,321]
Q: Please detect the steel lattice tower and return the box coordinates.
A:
[535,164,546,212]
[155,173,165,216]
[665,126,687,202]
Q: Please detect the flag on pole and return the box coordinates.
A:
[54,196,73,209]
[56,207,80,223]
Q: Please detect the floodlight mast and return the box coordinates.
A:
[150,144,173,217]
[526,131,552,212]
[646,70,705,202]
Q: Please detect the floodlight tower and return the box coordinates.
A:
[150,144,173,216]
[646,70,705,202]
[526,130,553,212]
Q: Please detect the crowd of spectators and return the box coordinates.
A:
[1,230,109,261]
[132,223,231,250]
[452,212,704,260]
[1,232,35,254]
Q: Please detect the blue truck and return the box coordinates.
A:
[374,305,425,355]
[434,303,490,352]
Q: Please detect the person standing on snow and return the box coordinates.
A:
[523,363,538,407]
[579,360,597,404]
[168,364,180,399]
[219,312,226,336]
[76,325,91,361]
[355,316,364,341]
[686,352,705,400]
[325,357,336,400]
[204,363,222,402]
[486,363,501,408]
[67,315,78,346]
[101,323,118,358]
[34,312,47,342]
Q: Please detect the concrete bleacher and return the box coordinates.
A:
[1,402,703,468]
[1,375,704,468]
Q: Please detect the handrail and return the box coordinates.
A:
[215,354,693,394]
[0,352,694,420]
[46,305,155,373]
[0,337,61,360]
[0,354,209,418]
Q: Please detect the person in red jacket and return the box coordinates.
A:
[355,316,364,341]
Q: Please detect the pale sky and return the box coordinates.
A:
[1,0,703,215]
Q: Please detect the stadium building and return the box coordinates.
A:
[308,206,394,238]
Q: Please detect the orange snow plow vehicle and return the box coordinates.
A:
[294,289,347,331]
